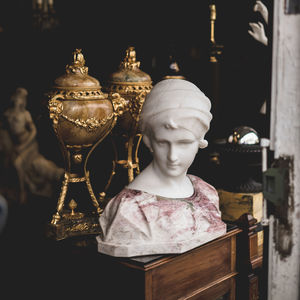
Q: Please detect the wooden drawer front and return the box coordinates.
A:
[151,238,233,300]
[182,277,235,300]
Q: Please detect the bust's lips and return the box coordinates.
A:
[167,163,180,169]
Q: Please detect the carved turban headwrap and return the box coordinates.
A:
[139,79,212,148]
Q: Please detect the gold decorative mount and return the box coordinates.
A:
[66,48,89,75]
[130,91,148,122]
[110,92,127,117]
[107,82,152,96]
[46,89,106,101]
[51,171,103,226]
[48,95,63,127]
[48,94,125,134]
[63,199,84,220]
[61,113,114,131]
[163,75,186,80]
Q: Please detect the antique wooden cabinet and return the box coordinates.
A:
[93,226,241,300]
[120,228,241,300]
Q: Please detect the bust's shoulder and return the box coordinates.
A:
[105,188,155,210]
[188,174,215,190]
[188,174,218,196]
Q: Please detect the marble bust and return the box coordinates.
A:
[96,79,226,257]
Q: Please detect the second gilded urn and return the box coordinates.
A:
[102,46,153,199]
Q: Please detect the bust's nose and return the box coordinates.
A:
[167,144,178,163]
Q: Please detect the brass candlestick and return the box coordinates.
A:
[209,4,223,63]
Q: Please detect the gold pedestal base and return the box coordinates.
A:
[46,210,101,241]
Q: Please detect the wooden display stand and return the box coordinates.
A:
[100,226,241,300]
[37,215,263,300]
[2,194,265,300]
[97,215,264,300]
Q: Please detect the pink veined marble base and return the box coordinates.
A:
[96,175,227,257]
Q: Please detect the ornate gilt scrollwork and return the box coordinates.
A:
[130,91,148,122]
[48,92,123,132]
[108,83,152,96]
[47,89,107,101]
[48,94,64,136]
[61,113,114,131]
[48,95,63,124]
[111,93,127,117]
[51,172,69,224]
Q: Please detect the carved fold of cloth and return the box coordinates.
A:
[96,175,227,257]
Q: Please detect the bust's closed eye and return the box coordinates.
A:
[154,139,168,146]
[178,139,195,144]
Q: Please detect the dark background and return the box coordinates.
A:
[0,1,272,298]
[0,0,272,136]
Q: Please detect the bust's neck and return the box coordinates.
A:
[127,163,194,198]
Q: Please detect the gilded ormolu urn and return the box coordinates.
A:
[102,46,152,199]
[46,49,125,240]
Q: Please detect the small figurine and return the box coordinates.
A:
[248,0,270,122]
[0,87,64,204]
[96,79,226,257]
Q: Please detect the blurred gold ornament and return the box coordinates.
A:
[209,4,223,63]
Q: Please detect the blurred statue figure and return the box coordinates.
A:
[248,0,269,46]
[97,79,226,257]
[248,0,271,120]
[0,87,64,204]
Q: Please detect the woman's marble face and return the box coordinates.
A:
[150,126,200,178]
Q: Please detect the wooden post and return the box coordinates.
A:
[236,213,262,300]
[268,0,300,298]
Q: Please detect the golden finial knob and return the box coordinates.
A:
[126,47,137,63]
[69,199,77,216]
[120,46,140,69]
[63,199,84,219]
[73,49,85,66]
[66,49,89,75]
